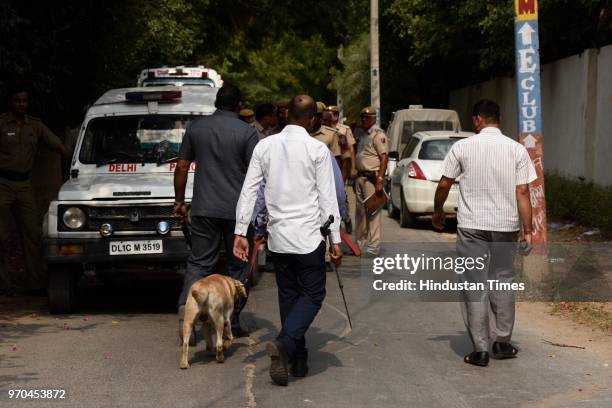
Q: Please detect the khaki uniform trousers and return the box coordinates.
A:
[354,176,381,254]
[0,179,46,290]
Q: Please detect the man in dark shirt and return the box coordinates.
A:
[174,84,259,337]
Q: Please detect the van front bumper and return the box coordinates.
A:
[45,236,191,264]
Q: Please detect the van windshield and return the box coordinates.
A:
[79,115,196,166]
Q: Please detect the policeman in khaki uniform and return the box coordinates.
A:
[354,106,388,256]
[269,98,290,135]
[310,102,341,158]
[324,105,357,182]
[0,87,70,292]
[239,108,256,124]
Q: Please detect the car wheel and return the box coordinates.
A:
[399,190,416,228]
[387,188,400,219]
[48,265,79,314]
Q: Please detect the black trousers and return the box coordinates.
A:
[178,216,250,330]
[271,241,327,360]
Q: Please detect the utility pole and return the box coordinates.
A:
[370,0,381,127]
[514,0,547,245]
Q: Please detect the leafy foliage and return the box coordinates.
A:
[1,0,610,129]
[382,0,612,109]
[0,0,363,127]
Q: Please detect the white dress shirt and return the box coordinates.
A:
[441,127,537,232]
[235,124,341,254]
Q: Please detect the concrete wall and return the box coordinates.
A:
[594,45,612,186]
[450,44,612,186]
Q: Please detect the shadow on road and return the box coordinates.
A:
[76,276,182,314]
[243,313,344,378]
[427,331,473,357]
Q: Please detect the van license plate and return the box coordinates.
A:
[109,240,163,255]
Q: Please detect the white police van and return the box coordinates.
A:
[137,66,223,88]
[44,87,216,313]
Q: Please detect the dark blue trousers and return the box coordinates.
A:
[271,241,327,360]
[178,216,250,330]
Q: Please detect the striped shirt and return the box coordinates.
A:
[441,127,537,232]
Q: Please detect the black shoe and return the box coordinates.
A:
[266,340,289,386]
[290,357,309,377]
[232,326,250,338]
[492,342,518,359]
[464,351,489,367]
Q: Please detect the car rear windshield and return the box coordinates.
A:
[79,115,196,166]
[418,139,459,160]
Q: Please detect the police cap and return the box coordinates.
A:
[239,109,255,118]
[360,106,377,116]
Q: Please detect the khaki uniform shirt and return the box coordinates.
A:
[0,112,63,174]
[310,125,341,157]
[355,125,388,171]
[336,123,356,159]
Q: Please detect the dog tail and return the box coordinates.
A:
[191,288,208,307]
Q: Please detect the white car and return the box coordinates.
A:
[44,86,217,313]
[137,66,223,88]
[388,131,474,227]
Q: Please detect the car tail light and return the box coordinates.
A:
[407,162,426,180]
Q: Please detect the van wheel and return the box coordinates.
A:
[399,190,416,228]
[48,265,78,314]
[387,189,399,219]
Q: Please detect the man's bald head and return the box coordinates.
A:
[288,95,316,122]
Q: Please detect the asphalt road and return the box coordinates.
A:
[1,211,611,407]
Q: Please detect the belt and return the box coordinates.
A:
[0,169,30,182]
[357,171,377,178]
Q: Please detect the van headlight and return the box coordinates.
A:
[62,207,87,229]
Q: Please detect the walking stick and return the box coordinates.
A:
[320,215,353,329]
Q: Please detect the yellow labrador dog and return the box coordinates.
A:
[180,274,247,369]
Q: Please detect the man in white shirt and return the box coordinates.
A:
[432,99,537,367]
[234,95,342,386]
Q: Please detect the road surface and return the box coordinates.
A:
[1,211,611,407]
